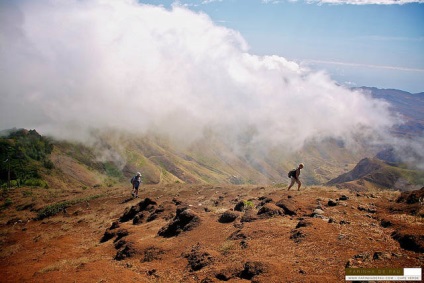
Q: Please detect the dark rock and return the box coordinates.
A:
[295,220,313,229]
[239,261,266,280]
[275,199,297,216]
[258,197,273,206]
[381,219,392,228]
[115,242,138,260]
[114,229,129,242]
[146,205,166,222]
[257,203,284,218]
[100,229,116,243]
[396,188,424,204]
[172,198,183,205]
[219,210,240,223]
[109,221,120,230]
[241,210,258,223]
[339,195,349,201]
[339,220,350,225]
[216,270,234,281]
[240,240,248,249]
[328,199,338,206]
[290,229,306,243]
[358,205,367,211]
[114,239,126,250]
[183,244,213,271]
[142,246,164,262]
[234,201,245,212]
[133,212,145,225]
[146,213,158,222]
[392,231,424,253]
[119,198,157,222]
[158,208,200,237]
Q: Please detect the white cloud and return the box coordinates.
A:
[0,0,402,154]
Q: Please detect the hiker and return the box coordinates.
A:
[287,163,304,191]
[131,172,142,198]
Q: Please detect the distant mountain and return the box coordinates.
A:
[326,157,424,191]
[355,87,424,137]
[355,87,424,121]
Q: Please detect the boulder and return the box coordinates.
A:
[296,219,313,229]
[183,244,214,271]
[328,199,338,206]
[241,210,258,223]
[239,261,267,280]
[257,203,284,218]
[275,199,298,216]
[115,242,138,261]
[158,208,200,237]
[219,210,240,223]
[119,198,157,222]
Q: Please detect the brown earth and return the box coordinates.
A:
[1,184,423,283]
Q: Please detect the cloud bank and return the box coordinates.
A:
[0,0,401,155]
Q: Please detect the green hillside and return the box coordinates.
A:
[1,128,422,191]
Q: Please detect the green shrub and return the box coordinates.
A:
[36,194,104,220]
[24,178,48,188]
[37,202,69,220]
[43,159,54,169]
[243,200,254,210]
[104,162,123,179]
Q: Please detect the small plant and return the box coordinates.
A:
[219,241,236,256]
[243,200,254,210]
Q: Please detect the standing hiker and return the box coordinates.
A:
[287,163,304,191]
[131,172,142,198]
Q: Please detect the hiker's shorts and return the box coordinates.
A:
[289,177,300,187]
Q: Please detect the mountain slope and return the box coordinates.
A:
[327,157,424,191]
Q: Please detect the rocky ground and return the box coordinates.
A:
[1,184,423,282]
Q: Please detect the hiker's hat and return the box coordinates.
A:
[137,172,141,176]
[299,163,304,168]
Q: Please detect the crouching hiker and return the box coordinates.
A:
[131,172,142,198]
[287,163,304,191]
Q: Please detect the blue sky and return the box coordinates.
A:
[141,0,424,92]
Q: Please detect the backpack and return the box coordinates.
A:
[130,176,135,184]
[288,169,296,178]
